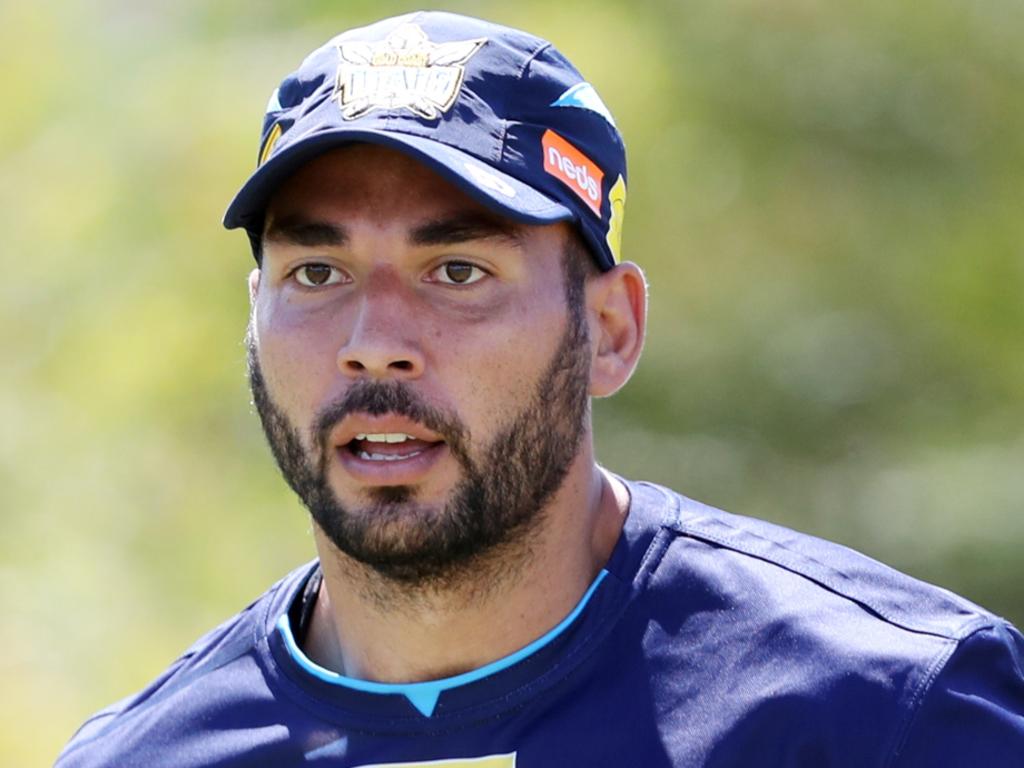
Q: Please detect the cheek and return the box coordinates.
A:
[253,299,342,419]
[431,294,568,430]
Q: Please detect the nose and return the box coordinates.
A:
[337,272,425,380]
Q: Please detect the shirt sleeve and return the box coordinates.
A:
[890,621,1024,766]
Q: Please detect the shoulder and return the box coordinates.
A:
[55,562,316,767]
[617,480,1024,764]
[626,479,995,641]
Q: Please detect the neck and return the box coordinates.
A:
[302,457,629,684]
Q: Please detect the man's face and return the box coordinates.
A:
[248,145,594,586]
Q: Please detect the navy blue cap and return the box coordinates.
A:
[223,11,627,270]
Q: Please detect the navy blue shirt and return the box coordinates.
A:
[58,480,1024,766]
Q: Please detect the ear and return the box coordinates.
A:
[586,261,647,397]
[248,268,261,307]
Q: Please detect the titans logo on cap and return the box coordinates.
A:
[333,24,486,120]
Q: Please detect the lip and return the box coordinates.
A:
[330,413,448,486]
[330,414,445,447]
[337,441,449,486]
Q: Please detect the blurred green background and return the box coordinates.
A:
[2,0,1022,762]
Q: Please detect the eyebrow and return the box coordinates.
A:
[410,212,523,248]
[264,217,347,248]
[263,211,523,250]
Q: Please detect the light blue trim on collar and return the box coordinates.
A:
[277,569,608,717]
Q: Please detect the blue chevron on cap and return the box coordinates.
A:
[550,82,617,127]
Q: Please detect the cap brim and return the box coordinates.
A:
[223,128,574,233]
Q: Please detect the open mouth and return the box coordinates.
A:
[345,432,444,462]
[330,415,452,485]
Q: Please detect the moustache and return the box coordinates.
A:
[312,380,470,465]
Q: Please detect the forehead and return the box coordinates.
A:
[264,144,508,232]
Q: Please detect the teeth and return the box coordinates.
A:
[354,433,416,443]
[358,450,424,462]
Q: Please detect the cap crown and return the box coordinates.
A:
[226,11,627,270]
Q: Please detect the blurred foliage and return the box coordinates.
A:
[1,0,1022,762]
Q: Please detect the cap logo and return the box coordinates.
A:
[333,24,486,120]
[550,82,617,127]
[605,175,627,262]
[463,161,516,198]
[258,122,283,166]
[541,129,604,216]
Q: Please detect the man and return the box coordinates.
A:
[58,11,1024,767]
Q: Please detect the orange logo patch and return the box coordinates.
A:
[542,129,604,216]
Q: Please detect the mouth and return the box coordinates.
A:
[331,416,450,485]
[345,432,442,462]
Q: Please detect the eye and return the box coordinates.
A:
[431,261,488,286]
[293,263,345,288]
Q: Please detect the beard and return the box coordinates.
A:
[246,290,591,589]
